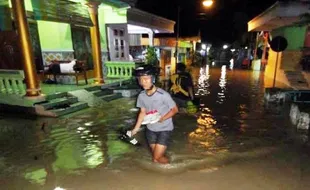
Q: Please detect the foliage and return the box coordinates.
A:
[145,46,159,67]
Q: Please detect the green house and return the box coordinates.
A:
[248,1,310,89]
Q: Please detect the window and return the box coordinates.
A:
[108,24,129,61]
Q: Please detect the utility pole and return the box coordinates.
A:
[175,6,180,66]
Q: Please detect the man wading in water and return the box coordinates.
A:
[131,65,178,164]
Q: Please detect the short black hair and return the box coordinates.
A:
[176,62,186,71]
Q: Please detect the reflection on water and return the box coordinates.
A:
[195,65,210,96]
[0,67,302,189]
[229,59,234,70]
[217,65,227,104]
[189,107,228,154]
[22,119,105,186]
[0,99,137,188]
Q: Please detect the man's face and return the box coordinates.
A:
[139,75,153,90]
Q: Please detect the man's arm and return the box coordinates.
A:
[132,107,146,135]
[187,73,195,100]
[188,86,194,100]
[159,105,178,123]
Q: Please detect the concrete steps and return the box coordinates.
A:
[285,71,309,89]
[101,93,123,102]
[39,97,78,110]
[86,87,124,102]
[92,89,114,97]
[52,102,89,116]
[35,92,89,117]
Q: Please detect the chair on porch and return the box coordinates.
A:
[42,59,88,85]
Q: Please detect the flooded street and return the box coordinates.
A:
[1,66,310,190]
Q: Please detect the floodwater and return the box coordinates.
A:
[1,66,310,190]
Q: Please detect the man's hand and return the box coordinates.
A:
[158,106,178,123]
[131,128,139,136]
[159,116,164,123]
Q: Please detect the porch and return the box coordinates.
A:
[39,60,136,95]
[0,61,139,117]
[40,78,129,95]
[248,0,310,90]
[248,1,309,32]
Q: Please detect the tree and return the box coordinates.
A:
[145,46,159,66]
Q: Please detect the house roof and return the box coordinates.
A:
[248,1,310,31]
[97,0,130,8]
[127,8,175,33]
[153,33,201,41]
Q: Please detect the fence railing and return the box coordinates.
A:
[0,70,25,95]
[104,61,135,78]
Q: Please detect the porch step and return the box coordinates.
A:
[45,92,68,101]
[111,84,141,90]
[92,89,114,97]
[39,97,78,110]
[284,71,309,89]
[85,86,101,92]
[101,93,123,102]
[46,92,68,101]
[52,102,89,117]
[35,92,89,117]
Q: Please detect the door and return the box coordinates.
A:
[160,49,172,79]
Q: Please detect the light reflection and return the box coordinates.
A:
[219,65,226,88]
[195,66,210,96]
[229,59,234,70]
[49,122,105,176]
[252,70,260,81]
[217,65,227,104]
[24,168,47,185]
[189,107,227,153]
[54,187,66,190]
[84,121,94,126]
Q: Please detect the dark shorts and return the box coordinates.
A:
[145,128,172,146]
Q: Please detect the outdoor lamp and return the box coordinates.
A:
[203,0,213,7]
[202,44,207,50]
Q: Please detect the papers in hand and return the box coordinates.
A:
[126,130,132,137]
[119,130,140,146]
[142,110,161,125]
[129,138,138,145]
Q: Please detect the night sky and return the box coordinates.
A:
[136,0,278,44]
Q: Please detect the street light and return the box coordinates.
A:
[202,44,207,50]
[223,45,228,49]
[175,1,213,70]
[203,0,213,7]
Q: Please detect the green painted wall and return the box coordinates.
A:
[1,0,32,30]
[179,41,193,48]
[4,0,128,54]
[98,4,127,51]
[37,21,73,51]
[0,8,11,31]
[8,0,33,11]
[272,25,307,50]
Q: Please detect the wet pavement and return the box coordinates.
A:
[1,65,310,190]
